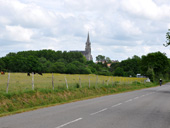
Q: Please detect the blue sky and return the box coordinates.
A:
[0,0,170,61]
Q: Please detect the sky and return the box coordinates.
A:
[0,0,170,61]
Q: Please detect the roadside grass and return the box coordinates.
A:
[0,76,157,117]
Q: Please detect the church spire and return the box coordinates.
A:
[84,32,93,61]
[85,32,91,53]
[86,32,90,44]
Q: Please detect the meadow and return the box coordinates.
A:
[1,73,157,116]
[0,73,146,93]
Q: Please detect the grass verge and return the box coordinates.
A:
[0,82,157,117]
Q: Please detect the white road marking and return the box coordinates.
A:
[112,103,122,107]
[140,95,145,97]
[90,108,108,115]
[56,118,82,128]
[125,99,133,103]
[150,92,154,94]
[133,97,139,100]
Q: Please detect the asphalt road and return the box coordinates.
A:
[1,83,170,128]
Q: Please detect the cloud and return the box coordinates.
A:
[4,25,34,42]
[120,20,142,35]
[121,0,170,21]
[0,0,170,61]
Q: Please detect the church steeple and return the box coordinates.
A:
[70,32,93,61]
[85,32,91,52]
[87,32,90,44]
[84,32,93,61]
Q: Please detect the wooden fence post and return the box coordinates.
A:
[65,76,68,89]
[95,75,98,88]
[88,75,90,88]
[6,73,10,93]
[52,73,54,90]
[32,72,34,90]
[79,76,81,88]
[107,77,110,86]
[112,77,114,85]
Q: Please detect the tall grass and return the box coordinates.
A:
[0,73,155,116]
[0,73,146,93]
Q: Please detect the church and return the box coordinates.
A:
[72,33,93,61]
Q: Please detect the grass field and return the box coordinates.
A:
[0,73,159,116]
[0,73,146,93]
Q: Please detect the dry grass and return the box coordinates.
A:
[0,73,146,93]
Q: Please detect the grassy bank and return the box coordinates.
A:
[0,81,157,117]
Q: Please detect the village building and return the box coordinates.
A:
[71,33,93,61]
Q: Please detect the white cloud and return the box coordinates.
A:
[5,25,34,42]
[0,0,170,61]
[121,0,170,21]
[168,24,170,29]
[120,20,142,35]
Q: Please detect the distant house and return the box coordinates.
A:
[111,60,119,63]
[107,63,111,68]
[96,60,119,68]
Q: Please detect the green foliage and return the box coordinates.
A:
[96,55,105,62]
[50,62,66,73]
[66,61,92,74]
[1,50,89,74]
[141,52,170,82]
[106,57,112,63]
[146,68,155,82]
[1,50,170,82]
[66,63,78,74]
[110,55,141,77]
[141,52,169,75]
[0,59,5,71]
[114,67,124,76]
[164,29,170,47]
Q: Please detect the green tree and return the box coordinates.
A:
[164,29,170,47]
[106,57,112,63]
[96,55,105,62]
[141,52,170,81]
[112,55,141,77]
[0,59,5,71]
[66,63,78,74]
[44,61,53,73]
[50,62,66,73]
[114,67,124,76]
[26,56,43,72]
[146,68,155,82]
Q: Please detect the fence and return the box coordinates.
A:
[0,73,147,93]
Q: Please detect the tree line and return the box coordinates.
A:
[110,52,170,82]
[0,49,170,82]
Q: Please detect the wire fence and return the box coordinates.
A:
[0,73,147,93]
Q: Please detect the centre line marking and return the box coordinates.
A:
[133,97,139,100]
[90,108,108,115]
[55,118,82,128]
[125,99,132,103]
[112,103,122,107]
[140,95,145,97]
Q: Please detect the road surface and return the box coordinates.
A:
[1,83,170,128]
